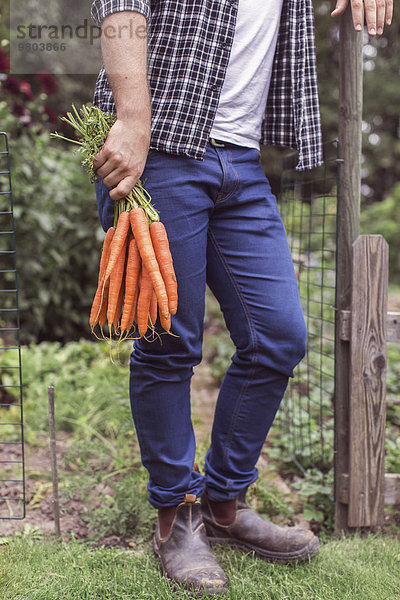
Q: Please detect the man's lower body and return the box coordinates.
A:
[96,142,318,595]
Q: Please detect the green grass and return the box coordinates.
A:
[0,534,399,600]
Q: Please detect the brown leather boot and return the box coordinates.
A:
[158,505,178,538]
[153,494,229,597]
[201,488,320,563]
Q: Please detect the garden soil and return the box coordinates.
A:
[0,360,308,545]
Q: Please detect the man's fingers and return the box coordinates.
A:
[386,0,393,24]
[94,147,132,181]
[376,0,386,33]
[109,176,138,201]
[331,0,349,17]
[95,152,127,179]
[102,165,135,189]
[350,0,365,31]
[363,0,378,34]
[331,0,363,32]
[102,171,120,189]
[93,148,107,170]
[330,0,394,33]
[95,159,117,180]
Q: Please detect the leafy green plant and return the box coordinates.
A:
[385,435,400,474]
[0,99,102,343]
[83,470,156,544]
[14,524,44,542]
[386,343,400,401]
[291,468,334,531]
[266,391,334,475]
[0,339,133,444]
[203,332,234,385]
[248,480,295,521]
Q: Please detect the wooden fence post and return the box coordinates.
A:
[334,6,364,533]
[348,235,388,527]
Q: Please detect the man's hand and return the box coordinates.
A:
[331,0,393,35]
[93,116,150,201]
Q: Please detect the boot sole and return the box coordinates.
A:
[206,534,320,563]
[153,536,228,598]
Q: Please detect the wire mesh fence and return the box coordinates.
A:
[277,140,340,478]
[0,132,25,519]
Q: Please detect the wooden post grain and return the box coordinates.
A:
[334,6,364,533]
[348,235,388,527]
[339,473,400,506]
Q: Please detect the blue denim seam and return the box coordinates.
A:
[213,147,239,205]
[216,149,240,205]
[207,228,259,473]
[213,146,228,203]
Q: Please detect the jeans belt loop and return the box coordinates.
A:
[210,138,226,148]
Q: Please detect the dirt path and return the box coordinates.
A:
[0,433,89,539]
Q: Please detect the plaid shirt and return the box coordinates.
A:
[91,0,323,170]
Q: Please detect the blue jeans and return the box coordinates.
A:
[95,142,306,508]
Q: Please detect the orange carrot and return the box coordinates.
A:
[107,233,128,330]
[137,264,153,337]
[149,289,157,327]
[98,227,115,282]
[98,280,110,330]
[113,281,125,330]
[122,285,140,338]
[132,266,142,328]
[129,208,170,323]
[90,274,106,330]
[159,311,171,334]
[150,221,178,315]
[104,211,130,282]
[120,235,141,334]
[90,280,104,330]
[89,227,115,329]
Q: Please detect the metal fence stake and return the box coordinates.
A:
[48,385,61,537]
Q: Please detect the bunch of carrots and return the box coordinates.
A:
[89,203,177,339]
[52,105,177,341]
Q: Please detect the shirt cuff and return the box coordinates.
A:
[91,0,150,26]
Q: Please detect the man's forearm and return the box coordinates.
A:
[101,11,151,121]
[93,11,151,200]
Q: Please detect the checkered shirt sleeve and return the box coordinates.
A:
[91,0,150,25]
[91,0,323,171]
[262,0,323,170]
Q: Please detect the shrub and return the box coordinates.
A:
[0,100,102,342]
[12,130,101,342]
[0,54,102,342]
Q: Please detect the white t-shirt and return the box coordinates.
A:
[210,0,284,150]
